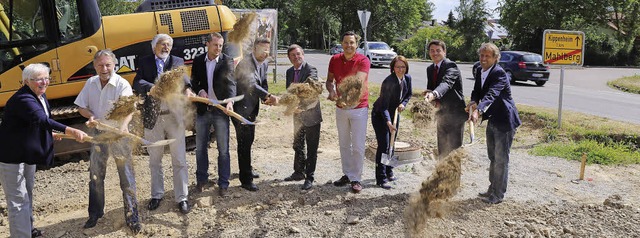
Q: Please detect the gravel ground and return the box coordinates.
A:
[1,99,639,237]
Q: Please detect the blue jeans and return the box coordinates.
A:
[195,109,231,188]
[88,134,138,224]
[486,121,516,200]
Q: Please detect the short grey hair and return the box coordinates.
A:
[22,63,50,84]
[93,49,117,65]
[477,42,501,61]
[205,32,224,43]
[151,34,173,50]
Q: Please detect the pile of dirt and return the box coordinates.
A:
[228,12,257,43]
[336,75,363,109]
[148,66,195,129]
[105,95,139,122]
[410,100,436,126]
[149,67,186,100]
[278,77,323,115]
[405,148,468,237]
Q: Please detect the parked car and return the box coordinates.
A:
[329,45,343,55]
[356,41,397,67]
[472,51,550,86]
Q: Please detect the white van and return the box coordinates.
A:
[356,41,397,67]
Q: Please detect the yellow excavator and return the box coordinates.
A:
[0,0,237,155]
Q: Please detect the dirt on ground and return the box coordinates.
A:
[1,95,639,238]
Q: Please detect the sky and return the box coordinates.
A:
[430,0,500,21]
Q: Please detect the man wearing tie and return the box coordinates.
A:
[424,40,467,159]
[133,34,195,214]
[233,37,278,191]
[284,44,321,190]
[190,32,236,197]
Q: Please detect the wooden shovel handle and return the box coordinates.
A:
[187,96,212,105]
[94,121,146,142]
[188,96,254,125]
[58,133,94,142]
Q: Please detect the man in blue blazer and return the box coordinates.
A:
[425,40,468,159]
[232,37,278,192]
[469,42,522,204]
[133,34,194,214]
[283,44,322,190]
[190,32,236,197]
[0,63,86,237]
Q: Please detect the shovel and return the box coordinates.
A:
[381,108,400,167]
[467,119,476,145]
[90,120,175,148]
[188,95,254,125]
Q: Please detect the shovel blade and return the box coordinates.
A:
[381,152,399,167]
[141,139,176,148]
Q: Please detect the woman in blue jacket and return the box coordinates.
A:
[0,63,86,237]
[371,56,412,189]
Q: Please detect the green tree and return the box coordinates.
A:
[444,10,456,28]
[395,26,462,60]
[98,0,142,16]
[453,0,489,61]
[499,0,640,65]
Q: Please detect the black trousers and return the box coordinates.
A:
[371,111,397,184]
[232,119,255,185]
[436,112,466,159]
[292,122,321,181]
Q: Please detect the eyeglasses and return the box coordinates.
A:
[30,77,50,83]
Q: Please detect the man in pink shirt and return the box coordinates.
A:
[326,31,371,193]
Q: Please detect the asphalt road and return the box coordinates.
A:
[274,52,640,124]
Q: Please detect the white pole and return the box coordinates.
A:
[558,66,565,128]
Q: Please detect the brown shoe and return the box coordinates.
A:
[195,183,206,193]
[351,181,363,193]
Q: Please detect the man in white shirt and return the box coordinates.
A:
[190,32,236,197]
[75,49,140,234]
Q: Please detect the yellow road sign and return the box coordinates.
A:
[543,30,585,66]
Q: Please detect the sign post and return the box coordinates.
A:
[357,10,371,55]
[542,29,585,128]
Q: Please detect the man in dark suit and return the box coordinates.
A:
[232,37,278,191]
[469,42,522,205]
[133,33,194,214]
[190,32,236,197]
[425,40,468,159]
[283,44,321,190]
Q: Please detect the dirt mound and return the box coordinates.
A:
[278,78,323,115]
[405,148,468,237]
[228,12,257,43]
[336,75,363,109]
[410,100,436,126]
[105,95,139,122]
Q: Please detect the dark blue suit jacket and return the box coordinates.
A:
[426,59,466,116]
[133,54,189,129]
[471,64,521,132]
[0,86,67,165]
[285,62,322,127]
[190,53,236,115]
[372,73,412,123]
